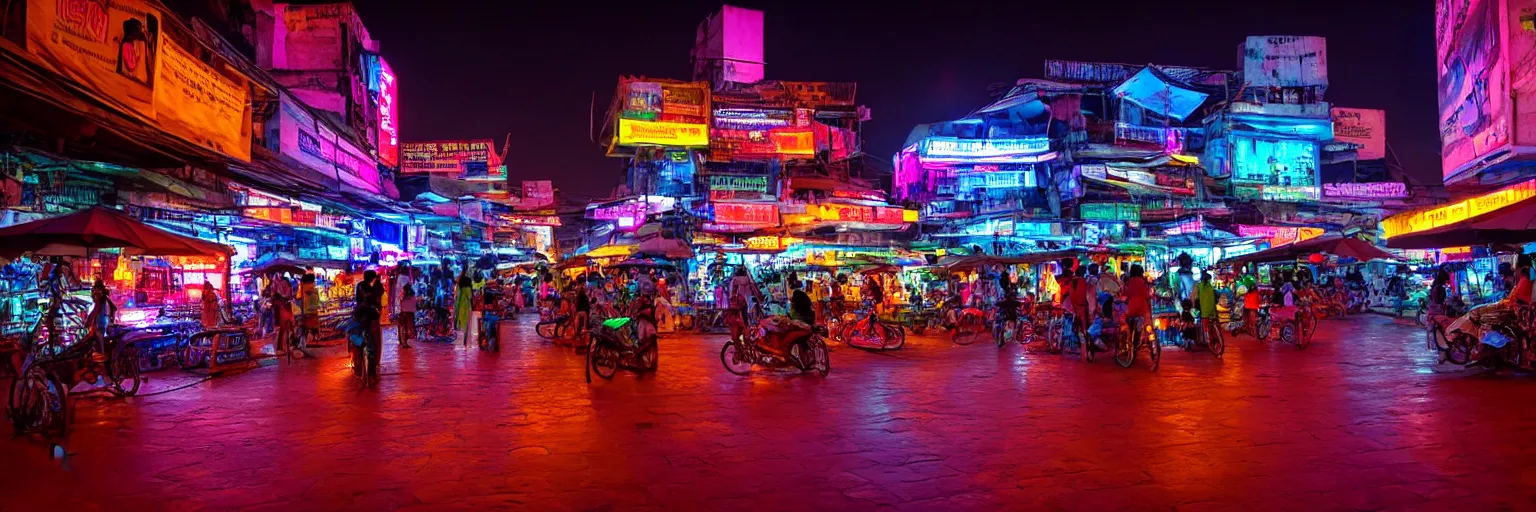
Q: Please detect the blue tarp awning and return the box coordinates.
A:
[1111,67,1209,121]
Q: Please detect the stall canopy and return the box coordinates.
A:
[0,206,231,258]
[1385,196,1536,250]
[1110,67,1209,121]
[1222,236,1395,265]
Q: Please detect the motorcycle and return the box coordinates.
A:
[585,301,659,381]
[720,318,830,376]
[9,324,143,437]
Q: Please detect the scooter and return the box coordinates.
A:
[585,301,659,382]
[1445,303,1531,371]
[720,317,829,376]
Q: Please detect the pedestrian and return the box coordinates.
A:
[398,284,416,349]
[1122,264,1152,334]
[299,273,320,349]
[353,270,385,385]
[200,280,222,330]
[455,267,474,346]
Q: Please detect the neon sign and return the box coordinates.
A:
[807,205,917,224]
[618,119,709,147]
[1382,178,1536,239]
[1080,203,1141,222]
[921,137,1051,157]
[376,58,398,167]
[742,236,802,252]
[1261,185,1320,202]
[708,175,769,192]
[713,203,779,225]
[1322,182,1407,199]
[590,202,646,230]
[1237,225,1324,246]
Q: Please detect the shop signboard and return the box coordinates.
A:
[499,214,561,227]
[1322,182,1407,199]
[920,137,1051,158]
[245,207,317,226]
[26,0,161,117]
[806,204,916,225]
[1382,178,1536,238]
[1159,216,1204,236]
[590,202,646,230]
[741,236,801,252]
[1237,225,1324,246]
[713,202,780,225]
[708,175,770,193]
[375,58,399,167]
[1080,203,1141,222]
[399,140,497,179]
[276,96,381,194]
[153,36,252,161]
[1260,185,1320,202]
[617,80,709,147]
[1330,108,1385,160]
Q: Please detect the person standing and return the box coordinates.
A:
[353,270,385,386]
[299,273,320,351]
[455,268,474,346]
[398,284,416,349]
[200,281,223,330]
[1122,264,1152,336]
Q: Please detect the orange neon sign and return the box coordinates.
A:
[1382,179,1536,239]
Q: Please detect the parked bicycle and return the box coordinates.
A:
[721,322,830,377]
[836,309,906,350]
[1116,316,1160,371]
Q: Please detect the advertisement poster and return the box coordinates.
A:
[1232,137,1319,186]
[399,140,495,176]
[153,37,251,161]
[618,119,709,147]
[376,58,399,167]
[1436,0,1510,181]
[1242,35,1328,87]
[1322,182,1408,199]
[27,0,161,117]
[1329,108,1386,161]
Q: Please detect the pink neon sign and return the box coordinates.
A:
[377,58,399,167]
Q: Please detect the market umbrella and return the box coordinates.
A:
[856,264,902,275]
[1385,196,1536,250]
[1222,235,1395,265]
[0,206,230,258]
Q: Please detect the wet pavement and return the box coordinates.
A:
[2,314,1534,511]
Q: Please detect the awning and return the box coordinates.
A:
[1110,67,1209,121]
[1222,236,1396,265]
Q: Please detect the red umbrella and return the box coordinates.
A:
[0,206,230,258]
[1222,235,1394,265]
[1386,195,1536,249]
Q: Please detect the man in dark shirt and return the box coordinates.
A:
[790,279,815,326]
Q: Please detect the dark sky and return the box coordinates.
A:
[354,0,1438,199]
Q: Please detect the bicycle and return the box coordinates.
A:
[1116,315,1160,371]
[838,308,906,350]
[1186,311,1225,357]
[346,320,378,389]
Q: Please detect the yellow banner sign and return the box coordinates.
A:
[154,38,252,161]
[27,0,161,117]
[1382,179,1536,238]
[618,119,709,147]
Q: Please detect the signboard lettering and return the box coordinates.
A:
[1322,182,1407,199]
[153,37,251,161]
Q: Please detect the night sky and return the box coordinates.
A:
[353,0,1438,200]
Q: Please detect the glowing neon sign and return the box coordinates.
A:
[376,58,399,167]
[921,137,1051,158]
[617,119,709,147]
[1382,178,1536,239]
[1322,182,1407,199]
[1237,225,1324,246]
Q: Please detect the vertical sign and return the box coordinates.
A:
[376,58,399,167]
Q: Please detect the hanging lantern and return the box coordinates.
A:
[1308,253,1326,264]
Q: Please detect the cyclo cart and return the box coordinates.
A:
[0,207,236,438]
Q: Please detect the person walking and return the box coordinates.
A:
[398,284,416,349]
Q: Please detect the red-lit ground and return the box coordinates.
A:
[1,314,1534,510]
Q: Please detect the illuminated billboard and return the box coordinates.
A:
[616,80,710,148]
[1436,0,1511,182]
[400,140,503,180]
[1231,136,1318,187]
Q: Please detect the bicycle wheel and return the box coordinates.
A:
[639,342,658,372]
[108,347,142,397]
[1017,319,1034,344]
[1279,324,1296,345]
[590,344,618,380]
[1440,327,1471,365]
[1115,329,1136,368]
[1299,315,1317,350]
[720,342,753,375]
[11,366,69,437]
[536,321,558,340]
[1148,333,1161,371]
[951,320,980,346]
[812,339,830,376]
[883,324,906,350]
[1256,317,1271,341]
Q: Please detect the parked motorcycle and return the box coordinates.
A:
[585,302,659,382]
[720,319,829,376]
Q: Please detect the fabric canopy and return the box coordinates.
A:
[1223,236,1395,265]
[1385,196,1536,250]
[1110,67,1209,121]
[0,206,231,258]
